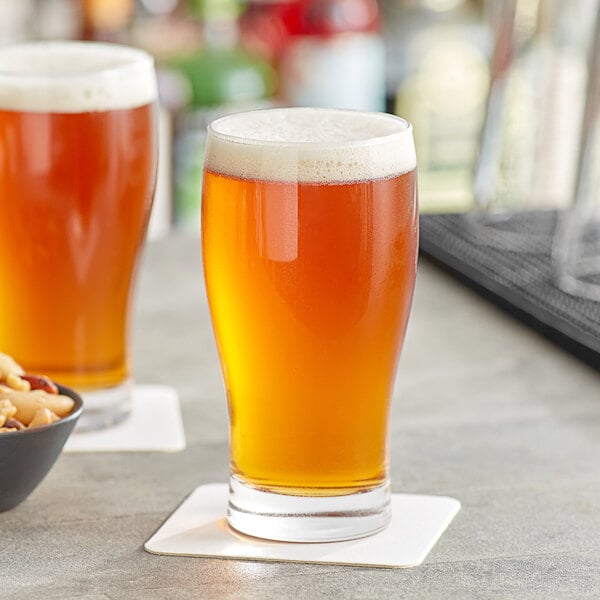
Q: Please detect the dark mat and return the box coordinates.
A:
[419,212,600,370]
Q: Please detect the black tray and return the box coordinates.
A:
[419,212,600,370]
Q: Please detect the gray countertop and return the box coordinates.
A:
[3,233,600,599]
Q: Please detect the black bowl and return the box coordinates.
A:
[0,384,83,512]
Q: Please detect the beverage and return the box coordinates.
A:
[202,107,418,541]
[0,42,157,429]
[203,171,417,492]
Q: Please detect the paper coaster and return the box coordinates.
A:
[65,385,185,453]
[145,484,460,568]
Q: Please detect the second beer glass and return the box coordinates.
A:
[0,42,158,430]
[202,108,418,542]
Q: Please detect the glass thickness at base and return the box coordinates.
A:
[227,475,391,543]
[75,379,133,432]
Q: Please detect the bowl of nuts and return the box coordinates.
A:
[0,352,83,512]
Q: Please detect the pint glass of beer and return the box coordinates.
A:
[202,108,418,541]
[0,42,157,430]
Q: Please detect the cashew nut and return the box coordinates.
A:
[0,398,17,427]
[28,408,60,429]
[0,385,74,425]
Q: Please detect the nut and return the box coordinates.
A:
[3,418,25,430]
[0,352,24,382]
[0,353,31,391]
[0,352,75,434]
[5,373,31,392]
[28,408,60,429]
[0,399,17,427]
[0,385,74,425]
[20,374,58,395]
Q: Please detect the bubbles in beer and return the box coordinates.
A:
[206,108,417,184]
[0,42,157,113]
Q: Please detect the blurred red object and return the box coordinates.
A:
[288,0,379,35]
[241,0,380,63]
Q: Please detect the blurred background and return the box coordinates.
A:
[1,0,597,247]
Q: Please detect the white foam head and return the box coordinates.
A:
[0,41,157,113]
[206,108,416,184]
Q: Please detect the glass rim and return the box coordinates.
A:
[0,40,155,81]
[207,107,414,150]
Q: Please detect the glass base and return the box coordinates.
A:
[466,210,556,252]
[227,475,392,543]
[75,379,134,432]
[556,271,600,301]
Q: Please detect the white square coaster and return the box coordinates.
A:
[65,384,186,453]
[145,484,460,568]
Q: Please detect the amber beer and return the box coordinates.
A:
[202,108,418,541]
[0,42,157,428]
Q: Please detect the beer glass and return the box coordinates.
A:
[0,42,158,431]
[553,9,600,299]
[202,107,418,542]
[472,0,598,249]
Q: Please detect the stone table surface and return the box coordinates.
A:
[3,233,600,599]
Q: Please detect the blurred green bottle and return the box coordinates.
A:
[180,0,276,107]
[173,0,276,230]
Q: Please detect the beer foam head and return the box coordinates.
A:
[0,42,157,113]
[206,108,416,183]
